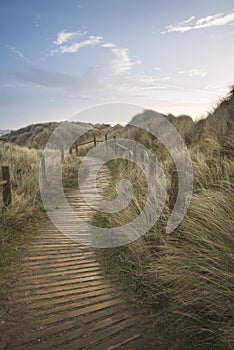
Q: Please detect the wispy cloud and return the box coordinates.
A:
[51,30,140,75]
[182,16,196,24]
[109,46,141,74]
[6,45,30,63]
[54,35,103,54]
[51,30,103,54]
[102,43,116,48]
[13,29,221,118]
[53,30,87,45]
[13,64,224,119]
[162,11,234,34]
[14,66,176,102]
[13,30,189,104]
[178,69,207,77]
[14,42,141,92]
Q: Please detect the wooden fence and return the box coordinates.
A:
[0,166,12,208]
[0,133,175,210]
[41,133,111,179]
[68,133,109,157]
[61,132,158,170]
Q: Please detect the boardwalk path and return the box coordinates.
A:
[2,158,155,350]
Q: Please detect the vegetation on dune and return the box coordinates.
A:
[0,143,44,307]
[0,122,59,149]
[0,86,233,349]
[97,87,234,349]
[188,87,234,147]
[0,121,114,149]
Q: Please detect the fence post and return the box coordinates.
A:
[113,135,116,153]
[105,134,107,142]
[2,166,11,207]
[93,134,96,147]
[41,154,46,179]
[61,145,64,163]
[169,169,179,210]
[75,144,79,156]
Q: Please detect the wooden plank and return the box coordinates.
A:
[27,287,115,310]
[22,257,97,269]
[23,283,113,302]
[10,305,129,349]
[38,314,133,350]
[54,316,138,350]
[17,273,104,290]
[90,329,142,350]
[20,265,101,282]
[24,251,94,259]
[25,249,91,257]
[14,278,110,298]
[29,291,119,318]
[27,298,123,326]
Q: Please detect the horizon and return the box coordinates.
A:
[0,88,231,131]
[1,0,234,129]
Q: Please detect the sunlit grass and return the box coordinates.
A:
[97,88,234,349]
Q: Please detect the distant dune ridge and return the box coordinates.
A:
[2,85,233,150]
[0,121,113,149]
[129,86,233,146]
[0,130,11,137]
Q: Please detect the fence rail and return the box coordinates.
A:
[0,180,8,186]
[0,166,12,208]
[69,133,109,155]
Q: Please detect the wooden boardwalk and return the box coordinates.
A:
[2,159,156,350]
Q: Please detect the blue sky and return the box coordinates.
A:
[0,0,234,129]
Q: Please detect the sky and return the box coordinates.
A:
[0,0,234,129]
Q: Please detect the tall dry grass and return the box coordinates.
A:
[98,89,234,349]
[0,142,43,307]
[0,141,84,308]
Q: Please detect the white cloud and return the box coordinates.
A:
[178,69,207,77]
[196,13,221,26]
[58,36,103,54]
[51,31,104,55]
[162,11,234,34]
[102,43,116,48]
[16,30,177,104]
[53,30,87,45]
[182,16,196,24]
[109,47,140,75]
[51,30,140,75]
[22,32,143,94]
[18,29,218,118]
